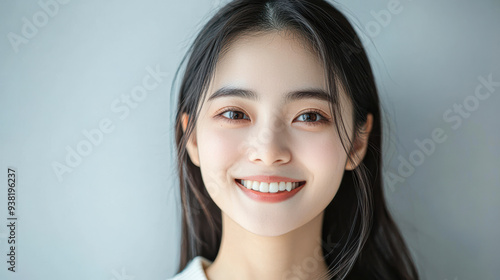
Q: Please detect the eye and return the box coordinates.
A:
[215,107,331,126]
[216,107,250,124]
[295,109,331,126]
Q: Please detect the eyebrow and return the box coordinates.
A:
[207,86,332,104]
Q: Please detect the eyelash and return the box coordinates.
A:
[215,107,331,126]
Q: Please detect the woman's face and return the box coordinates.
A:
[183,30,359,236]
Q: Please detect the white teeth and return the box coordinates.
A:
[278,182,286,191]
[259,182,269,192]
[240,180,302,193]
[269,182,279,193]
[251,181,259,191]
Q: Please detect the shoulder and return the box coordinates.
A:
[166,256,213,280]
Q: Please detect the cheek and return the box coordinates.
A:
[196,127,244,195]
[294,131,347,200]
[198,127,244,163]
[295,131,347,173]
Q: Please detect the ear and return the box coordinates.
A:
[181,113,200,167]
[345,113,373,171]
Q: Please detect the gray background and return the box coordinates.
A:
[0,0,498,279]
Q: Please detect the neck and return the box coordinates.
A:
[205,211,329,280]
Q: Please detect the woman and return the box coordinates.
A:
[169,0,419,279]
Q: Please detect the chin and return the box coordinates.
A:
[234,214,308,237]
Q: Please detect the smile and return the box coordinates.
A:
[235,179,306,203]
[235,179,306,193]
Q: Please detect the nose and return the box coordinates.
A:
[246,121,291,166]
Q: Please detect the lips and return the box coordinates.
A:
[235,178,306,203]
[235,179,306,192]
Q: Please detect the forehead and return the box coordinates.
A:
[205,30,328,102]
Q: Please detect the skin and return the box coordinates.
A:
[181,30,373,280]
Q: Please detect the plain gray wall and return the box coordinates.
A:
[0,0,498,279]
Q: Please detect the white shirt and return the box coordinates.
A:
[167,256,212,280]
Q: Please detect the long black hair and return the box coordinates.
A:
[172,0,419,279]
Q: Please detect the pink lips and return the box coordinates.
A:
[235,179,306,203]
